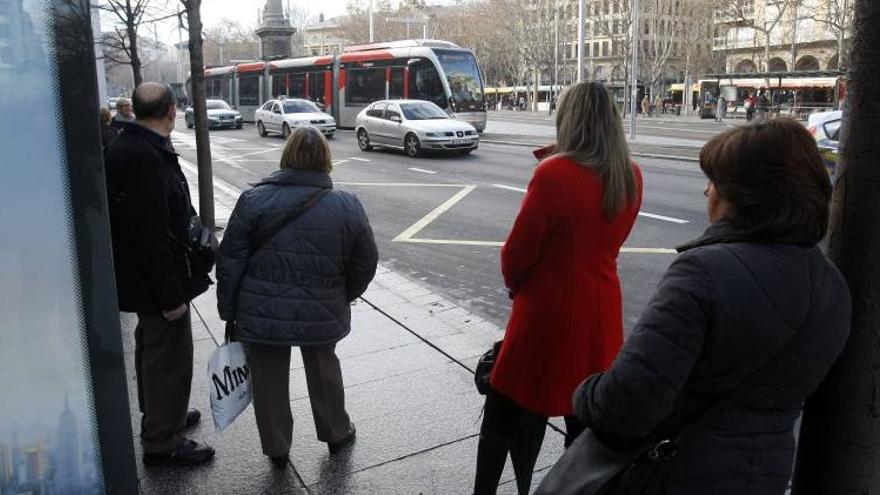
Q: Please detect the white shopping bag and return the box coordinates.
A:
[207,342,252,432]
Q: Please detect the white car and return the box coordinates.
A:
[255,98,336,139]
[355,100,479,157]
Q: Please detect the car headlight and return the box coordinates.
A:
[235,115,242,120]
[293,120,309,126]
[426,132,443,137]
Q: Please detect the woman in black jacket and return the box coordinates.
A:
[571,119,851,494]
[217,126,378,468]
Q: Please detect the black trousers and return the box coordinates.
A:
[473,388,585,495]
[135,309,193,454]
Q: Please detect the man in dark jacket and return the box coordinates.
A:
[105,82,214,467]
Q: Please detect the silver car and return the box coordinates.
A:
[255,98,336,139]
[355,100,479,157]
[185,99,243,129]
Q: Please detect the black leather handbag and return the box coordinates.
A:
[474,340,503,395]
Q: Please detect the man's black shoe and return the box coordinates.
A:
[143,439,215,467]
[328,424,356,455]
[185,409,201,429]
[270,454,290,469]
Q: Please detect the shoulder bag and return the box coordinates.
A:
[535,324,807,495]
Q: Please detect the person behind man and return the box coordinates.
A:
[99,107,116,149]
[568,119,850,494]
[105,82,215,467]
[216,126,378,469]
[110,97,135,133]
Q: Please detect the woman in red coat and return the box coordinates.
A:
[473,82,643,495]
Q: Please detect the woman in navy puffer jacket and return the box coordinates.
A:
[217,126,378,467]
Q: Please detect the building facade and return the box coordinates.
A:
[713,0,851,73]
[300,15,348,56]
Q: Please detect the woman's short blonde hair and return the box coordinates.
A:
[99,107,111,125]
[280,126,332,173]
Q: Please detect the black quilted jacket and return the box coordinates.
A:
[573,221,851,495]
[216,168,378,346]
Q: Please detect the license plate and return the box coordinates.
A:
[452,139,466,144]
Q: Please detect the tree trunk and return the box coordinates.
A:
[184,0,215,231]
[127,24,143,87]
[792,0,880,492]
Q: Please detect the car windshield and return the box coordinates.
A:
[400,103,448,120]
[435,49,484,103]
[206,100,231,110]
[283,100,320,114]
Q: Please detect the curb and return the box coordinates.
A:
[480,139,700,163]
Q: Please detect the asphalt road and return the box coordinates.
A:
[172,117,711,333]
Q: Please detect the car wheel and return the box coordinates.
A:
[405,134,421,157]
[357,129,373,151]
[326,133,334,139]
[282,123,291,139]
[236,124,242,129]
[257,121,268,137]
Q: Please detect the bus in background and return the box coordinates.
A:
[193,39,488,132]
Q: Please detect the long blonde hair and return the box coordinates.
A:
[555,82,636,219]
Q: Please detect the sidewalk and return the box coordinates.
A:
[122,161,570,494]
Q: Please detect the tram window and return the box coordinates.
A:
[390,68,405,99]
[289,73,306,98]
[239,75,260,106]
[221,78,232,103]
[346,68,386,106]
[308,72,324,102]
[408,59,446,108]
[272,75,287,97]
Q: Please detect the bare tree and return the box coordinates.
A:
[179,0,214,229]
[589,0,636,113]
[678,0,715,114]
[640,0,683,95]
[792,0,880,491]
[716,0,795,71]
[803,0,854,68]
[202,20,259,66]
[96,0,171,87]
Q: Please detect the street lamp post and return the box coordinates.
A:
[629,0,640,140]
[577,0,585,82]
[369,0,374,42]
[554,0,559,98]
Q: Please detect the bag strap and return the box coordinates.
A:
[251,186,330,255]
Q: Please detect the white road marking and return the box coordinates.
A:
[398,238,676,254]
[226,148,279,159]
[336,182,465,187]
[178,157,243,199]
[348,157,371,162]
[491,182,690,224]
[333,159,350,165]
[638,212,689,224]
[492,184,527,193]
[393,186,477,242]
[408,167,438,175]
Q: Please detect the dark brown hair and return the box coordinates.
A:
[699,118,831,243]
[280,126,332,173]
[555,82,636,219]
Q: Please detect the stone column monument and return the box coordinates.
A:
[255,0,296,60]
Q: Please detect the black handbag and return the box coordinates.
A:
[474,340,503,395]
[536,322,808,495]
[169,214,217,282]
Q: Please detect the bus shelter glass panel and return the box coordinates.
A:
[346,67,386,106]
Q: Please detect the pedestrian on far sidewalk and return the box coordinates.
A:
[110,97,135,133]
[105,82,215,467]
[641,95,650,116]
[565,118,850,494]
[745,92,757,121]
[654,93,663,116]
[715,94,727,122]
[217,126,378,469]
[472,82,643,495]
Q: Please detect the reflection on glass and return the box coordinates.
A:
[400,102,448,120]
[436,49,484,103]
[283,99,321,114]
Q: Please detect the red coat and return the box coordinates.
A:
[490,156,643,417]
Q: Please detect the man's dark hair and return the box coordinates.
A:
[699,118,832,244]
[132,82,175,120]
